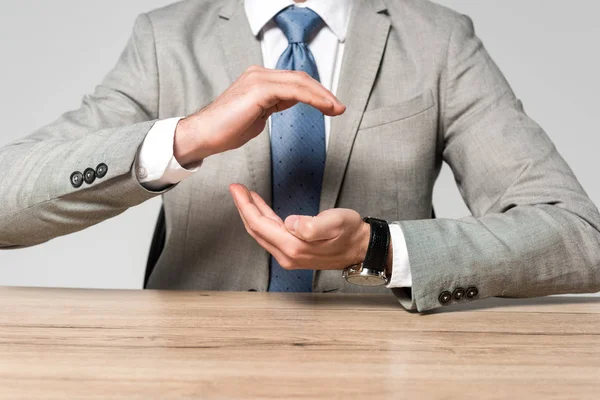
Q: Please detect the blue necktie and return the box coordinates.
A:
[269,6,326,292]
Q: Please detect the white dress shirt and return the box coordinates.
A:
[136,0,412,288]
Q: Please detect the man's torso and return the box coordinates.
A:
[145,0,459,292]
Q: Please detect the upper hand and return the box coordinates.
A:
[173,66,346,166]
[229,183,370,271]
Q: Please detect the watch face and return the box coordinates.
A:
[346,274,387,287]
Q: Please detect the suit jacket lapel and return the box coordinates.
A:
[217,0,272,207]
[314,0,390,292]
[319,0,391,212]
[216,0,272,286]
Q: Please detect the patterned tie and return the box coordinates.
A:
[269,6,326,292]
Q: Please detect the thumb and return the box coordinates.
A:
[285,212,343,242]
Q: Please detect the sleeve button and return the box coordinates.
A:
[466,287,479,299]
[96,163,108,178]
[438,291,452,305]
[83,168,96,184]
[70,171,83,188]
[453,288,466,301]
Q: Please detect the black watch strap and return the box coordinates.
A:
[362,217,390,272]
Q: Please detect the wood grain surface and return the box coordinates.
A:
[0,287,599,399]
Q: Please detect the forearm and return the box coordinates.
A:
[399,203,600,312]
[0,121,161,248]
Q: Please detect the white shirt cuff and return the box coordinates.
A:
[386,223,413,288]
[136,117,201,191]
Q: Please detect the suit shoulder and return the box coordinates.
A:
[144,0,223,26]
[138,0,227,42]
[385,0,468,36]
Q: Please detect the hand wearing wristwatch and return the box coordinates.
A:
[343,217,391,286]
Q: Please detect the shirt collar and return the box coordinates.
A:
[244,0,353,42]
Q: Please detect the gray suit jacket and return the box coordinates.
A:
[1,0,599,312]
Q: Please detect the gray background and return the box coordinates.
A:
[0,0,598,293]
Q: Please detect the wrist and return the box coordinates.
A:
[174,116,215,167]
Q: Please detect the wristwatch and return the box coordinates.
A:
[342,217,390,286]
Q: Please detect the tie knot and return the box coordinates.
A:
[274,6,324,44]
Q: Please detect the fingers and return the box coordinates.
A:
[229,184,293,246]
[285,210,344,242]
[250,191,284,225]
[229,184,279,230]
[232,195,292,267]
[245,67,346,117]
[237,205,290,265]
[230,184,284,248]
[267,80,345,116]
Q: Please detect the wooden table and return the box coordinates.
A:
[0,288,599,399]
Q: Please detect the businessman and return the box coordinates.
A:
[1,0,599,312]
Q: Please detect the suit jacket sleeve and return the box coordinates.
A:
[0,14,166,248]
[392,15,600,312]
